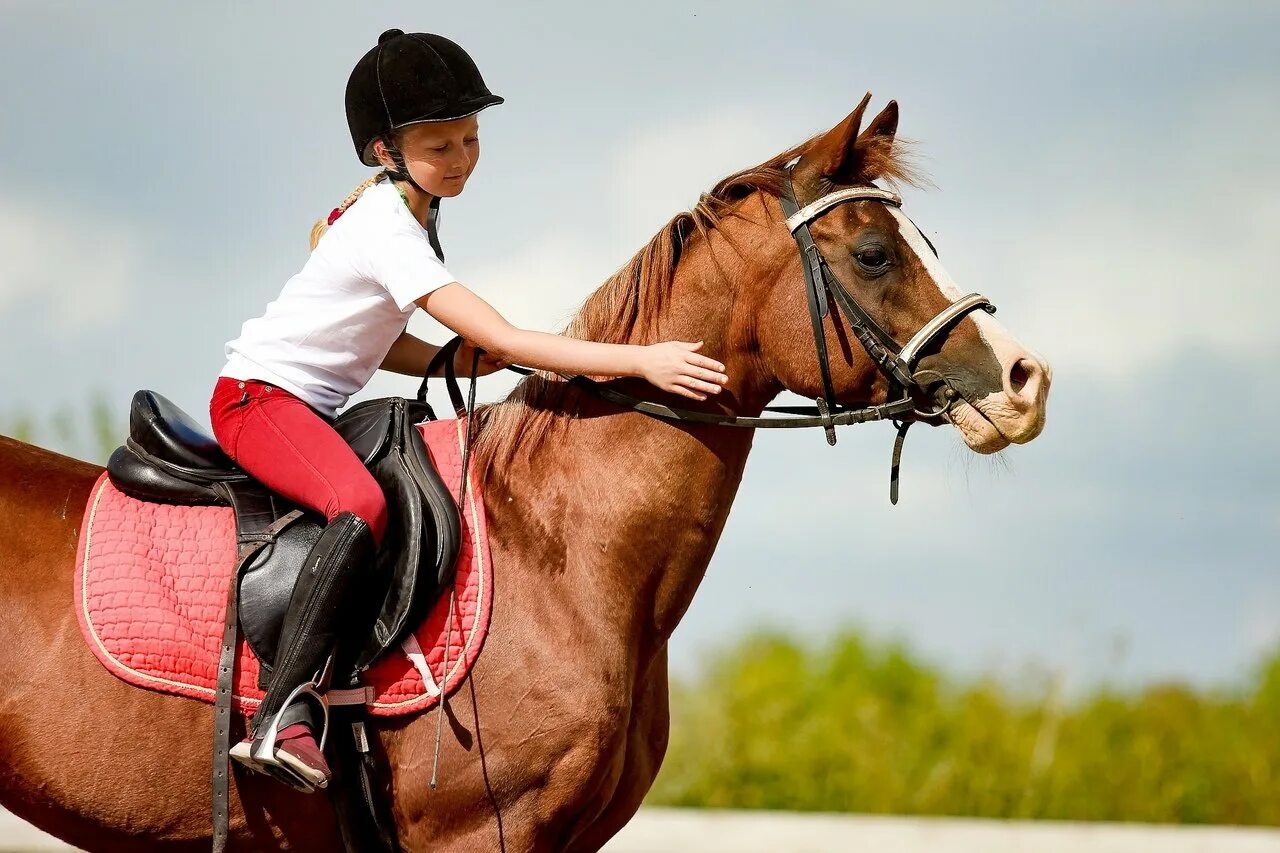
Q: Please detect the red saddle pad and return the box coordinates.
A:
[73,417,492,718]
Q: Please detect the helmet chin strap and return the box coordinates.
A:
[380,138,446,261]
[381,137,428,195]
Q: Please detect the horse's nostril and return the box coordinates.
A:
[1009,359,1031,394]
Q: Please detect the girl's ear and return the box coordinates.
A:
[371,137,393,170]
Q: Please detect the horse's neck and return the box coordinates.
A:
[485,233,779,660]
[494,411,757,655]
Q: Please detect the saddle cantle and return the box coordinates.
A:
[106,389,462,681]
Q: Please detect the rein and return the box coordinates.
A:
[417,165,996,504]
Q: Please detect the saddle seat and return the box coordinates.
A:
[106,389,462,684]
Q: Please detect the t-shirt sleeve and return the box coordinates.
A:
[369,223,458,311]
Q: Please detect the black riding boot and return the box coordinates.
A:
[233,510,378,790]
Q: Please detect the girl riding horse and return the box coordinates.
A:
[211,27,730,790]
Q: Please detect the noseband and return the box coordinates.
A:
[423,165,996,504]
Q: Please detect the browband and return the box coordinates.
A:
[784,187,902,233]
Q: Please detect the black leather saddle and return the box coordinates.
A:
[106,388,461,684]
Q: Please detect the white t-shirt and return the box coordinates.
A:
[219,179,457,418]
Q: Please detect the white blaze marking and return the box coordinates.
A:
[885,206,1034,368]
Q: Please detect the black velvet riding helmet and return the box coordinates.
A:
[345,29,504,171]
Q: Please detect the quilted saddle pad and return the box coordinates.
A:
[74,416,493,718]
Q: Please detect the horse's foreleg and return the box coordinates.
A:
[563,651,670,853]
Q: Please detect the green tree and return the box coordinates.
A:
[0,391,121,464]
[649,629,1280,825]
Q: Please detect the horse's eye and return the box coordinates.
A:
[854,247,889,269]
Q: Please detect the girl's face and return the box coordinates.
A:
[375,115,480,197]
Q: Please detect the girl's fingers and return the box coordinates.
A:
[687,365,728,384]
[670,383,707,401]
[675,376,722,394]
[687,354,726,373]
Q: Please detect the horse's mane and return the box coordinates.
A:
[468,124,922,479]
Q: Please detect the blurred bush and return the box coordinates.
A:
[0,392,120,464]
[650,629,1280,825]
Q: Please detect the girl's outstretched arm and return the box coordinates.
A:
[416,282,728,401]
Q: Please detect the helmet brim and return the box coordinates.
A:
[359,95,505,167]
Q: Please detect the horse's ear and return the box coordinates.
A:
[801,92,872,182]
[801,95,900,185]
[859,100,899,150]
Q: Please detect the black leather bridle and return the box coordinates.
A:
[775,169,997,502]
[420,164,997,504]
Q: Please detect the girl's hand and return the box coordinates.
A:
[637,340,729,401]
[452,339,509,377]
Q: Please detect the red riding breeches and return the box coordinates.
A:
[208,376,388,546]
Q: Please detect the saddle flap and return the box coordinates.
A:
[238,513,325,675]
[351,401,462,673]
[333,396,438,466]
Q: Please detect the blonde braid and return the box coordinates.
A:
[308,170,392,250]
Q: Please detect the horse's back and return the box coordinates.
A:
[0,435,102,522]
[0,435,343,850]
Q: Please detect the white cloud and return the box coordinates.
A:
[950,80,1280,376]
[0,194,142,334]
[598,86,1280,381]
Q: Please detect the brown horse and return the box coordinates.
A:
[0,96,1049,851]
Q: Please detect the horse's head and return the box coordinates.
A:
[752,94,1051,453]
[470,95,1050,482]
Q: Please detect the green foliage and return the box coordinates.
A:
[650,629,1280,825]
[0,391,121,464]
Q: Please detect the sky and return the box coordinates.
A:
[1,1,1277,695]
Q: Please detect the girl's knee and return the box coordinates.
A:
[329,488,388,547]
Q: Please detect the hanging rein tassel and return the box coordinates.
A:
[889,420,913,505]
